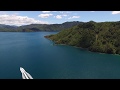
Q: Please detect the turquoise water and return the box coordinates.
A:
[0,32,120,79]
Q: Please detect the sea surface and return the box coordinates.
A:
[0,32,120,79]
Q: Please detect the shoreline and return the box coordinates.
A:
[44,36,120,56]
[58,43,120,56]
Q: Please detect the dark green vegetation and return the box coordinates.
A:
[0,21,80,32]
[45,21,120,55]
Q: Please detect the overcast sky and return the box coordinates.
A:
[0,11,120,26]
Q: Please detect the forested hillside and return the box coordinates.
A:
[45,21,120,55]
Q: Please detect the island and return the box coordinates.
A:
[45,21,120,55]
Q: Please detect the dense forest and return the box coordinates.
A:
[45,21,120,55]
[0,21,80,32]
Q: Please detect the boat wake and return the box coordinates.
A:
[20,67,33,79]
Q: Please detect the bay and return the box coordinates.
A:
[0,32,120,79]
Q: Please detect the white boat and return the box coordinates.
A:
[20,67,33,79]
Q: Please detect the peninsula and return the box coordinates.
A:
[45,21,120,55]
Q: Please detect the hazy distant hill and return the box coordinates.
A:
[0,24,18,32]
[0,21,81,32]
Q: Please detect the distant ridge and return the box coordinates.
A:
[0,21,81,32]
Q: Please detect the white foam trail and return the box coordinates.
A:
[20,67,33,79]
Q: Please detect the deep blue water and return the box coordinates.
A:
[0,32,120,79]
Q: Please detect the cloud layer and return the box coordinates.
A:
[42,11,51,13]
[55,15,62,19]
[38,13,53,18]
[68,16,80,19]
[112,11,120,14]
[0,14,48,26]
